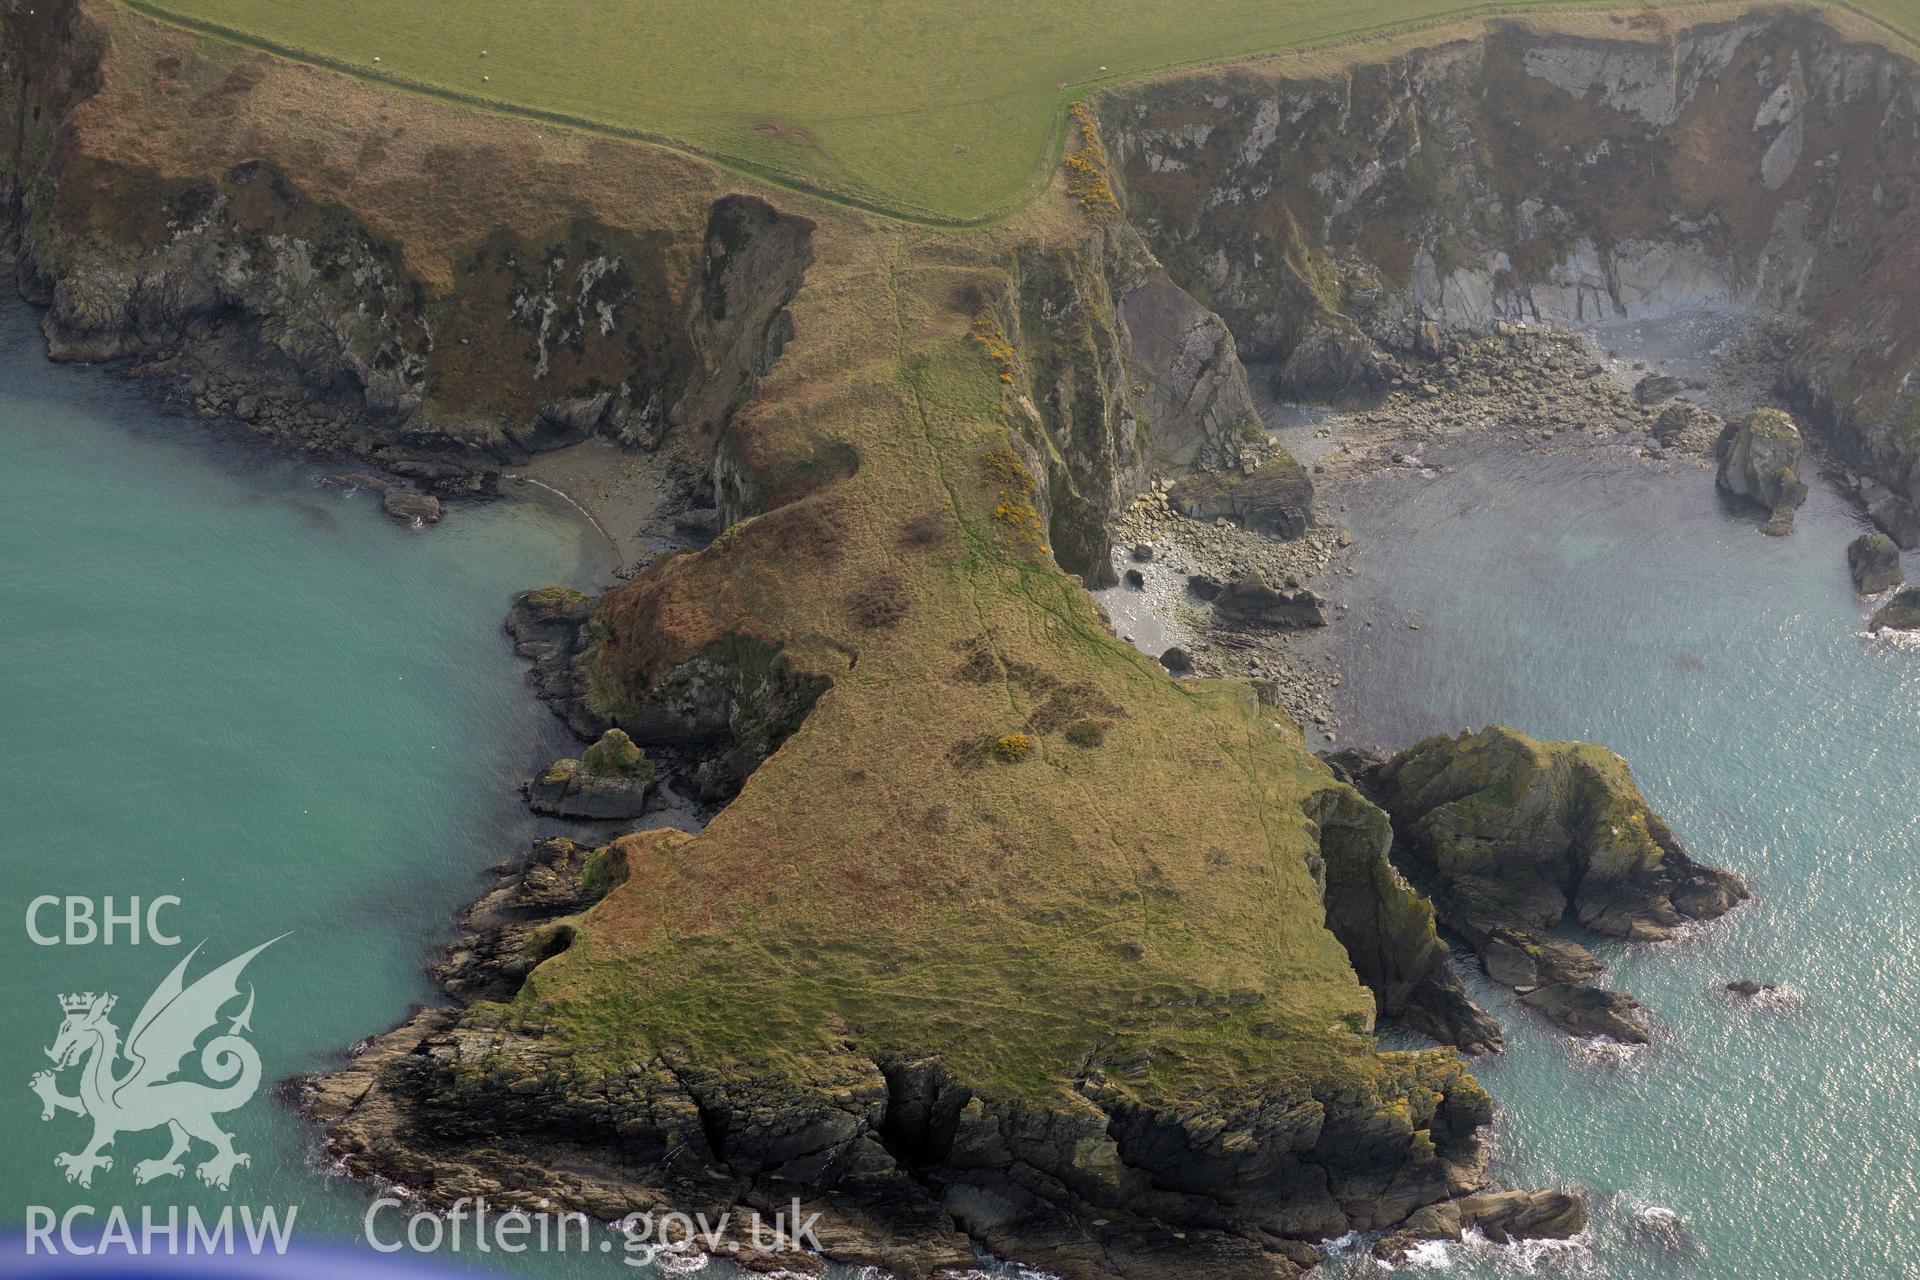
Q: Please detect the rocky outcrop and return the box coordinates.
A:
[1116,268,1262,472]
[1373,1188,1587,1263]
[1350,727,1748,1041]
[1716,409,1808,535]
[525,729,656,820]
[1849,533,1904,594]
[1303,784,1502,1054]
[1167,454,1313,537]
[1211,571,1326,629]
[505,587,609,739]
[996,216,1287,587]
[1868,585,1920,632]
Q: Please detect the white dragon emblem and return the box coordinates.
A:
[29,938,281,1191]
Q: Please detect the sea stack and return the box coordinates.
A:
[1715,409,1808,536]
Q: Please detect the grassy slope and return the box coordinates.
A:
[529,214,1383,1103]
[118,0,1920,223]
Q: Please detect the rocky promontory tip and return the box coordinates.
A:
[1347,727,1748,1042]
[1868,585,1920,632]
[525,728,655,819]
[1849,533,1904,595]
[1373,1188,1588,1263]
[1715,409,1807,536]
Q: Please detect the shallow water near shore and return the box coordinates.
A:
[0,302,711,1276]
[1319,443,1919,1276]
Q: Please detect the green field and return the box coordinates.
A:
[122,0,1920,222]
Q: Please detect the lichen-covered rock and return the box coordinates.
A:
[1868,585,1920,632]
[1368,727,1747,943]
[1715,409,1808,535]
[1166,452,1314,537]
[1352,727,1746,1042]
[1849,533,1904,595]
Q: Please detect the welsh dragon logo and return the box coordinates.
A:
[29,938,281,1191]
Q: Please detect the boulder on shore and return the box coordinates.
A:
[526,728,656,820]
[1211,570,1326,629]
[1715,409,1807,535]
[1868,584,1920,632]
[1633,372,1686,405]
[323,472,445,524]
[1166,451,1314,538]
[1848,533,1904,594]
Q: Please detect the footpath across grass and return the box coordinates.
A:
[120,0,1920,223]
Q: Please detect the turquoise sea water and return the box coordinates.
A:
[1318,444,1919,1276]
[0,302,675,1276]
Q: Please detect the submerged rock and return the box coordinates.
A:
[525,728,656,819]
[1520,983,1650,1042]
[323,472,444,524]
[1715,409,1807,535]
[1725,979,1778,997]
[1212,570,1326,629]
[1868,585,1920,632]
[1849,533,1904,594]
[1167,451,1314,537]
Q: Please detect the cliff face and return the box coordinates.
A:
[0,0,811,499]
[1102,10,1920,534]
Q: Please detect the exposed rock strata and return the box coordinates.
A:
[1167,454,1314,537]
[1212,571,1326,630]
[1103,12,1920,543]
